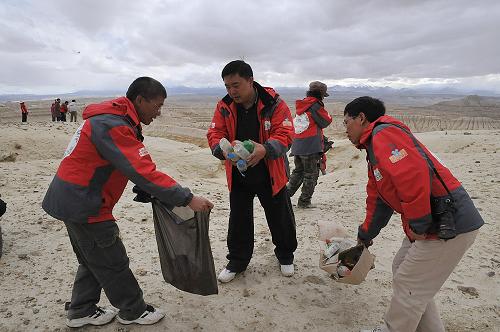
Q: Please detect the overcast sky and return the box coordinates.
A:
[1,0,499,94]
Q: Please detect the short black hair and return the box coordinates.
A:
[126,77,167,102]
[344,96,385,122]
[221,60,253,79]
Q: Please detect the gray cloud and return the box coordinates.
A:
[1,0,499,94]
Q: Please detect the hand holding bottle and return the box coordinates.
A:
[246,140,266,167]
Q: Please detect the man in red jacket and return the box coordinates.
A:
[207,60,297,283]
[20,101,28,122]
[43,77,213,328]
[287,81,332,208]
[343,97,484,332]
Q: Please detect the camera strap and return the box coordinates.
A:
[373,123,454,200]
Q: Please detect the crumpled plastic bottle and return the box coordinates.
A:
[233,141,251,159]
[220,139,255,175]
[219,138,232,154]
[236,159,248,172]
[219,138,239,162]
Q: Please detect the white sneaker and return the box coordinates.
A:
[218,268,237,283]
[66,306,117,328]
[117,305,165,325]
[280,264,294,277]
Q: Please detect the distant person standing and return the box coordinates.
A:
[68,99,78,122]
[20,102,28,122]
[51,100,57,121]
[54,98,62,121]
[287,81,332,208]
[60,101,69,122]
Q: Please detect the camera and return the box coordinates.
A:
[432,197,456,240]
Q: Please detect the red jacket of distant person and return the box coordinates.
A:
[20,102,28,114]
[291,96,332,156]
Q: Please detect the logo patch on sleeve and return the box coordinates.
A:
[139,147,149,157]
[264,120,271,130]
[282,118,292,127]
[210,122,216,129]
[389,148,408,163]
[373,168,383,181]
[63,121,86,158]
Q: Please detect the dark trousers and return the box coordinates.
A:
[287,154,321,205]
[226,172,297,272]
[64,221,146,320]
[61,113,67,122]
[21,113,27,122]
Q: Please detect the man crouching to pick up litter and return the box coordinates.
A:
[42,77,213,328]
[342,96,484,332]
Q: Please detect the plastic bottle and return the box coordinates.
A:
[324,241,341,260]
[227,152,239,162]
[220,138,239,162]
[219,138,233,154]
[242,140,254,153]
[337,265,351,277]
[236,159,248,172]
[233,142,251,159]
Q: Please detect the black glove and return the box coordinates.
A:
[0,198,6,217]
[338,244,365,269]
[357,237,373,248]
[322,136,334,153]
[132,185,152,203]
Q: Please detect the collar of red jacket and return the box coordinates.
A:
[358,115,411,149]
[82,96,140,126]
[295,96,322,115]
[221,81,278,111]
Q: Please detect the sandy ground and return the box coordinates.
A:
[0,117,499,332]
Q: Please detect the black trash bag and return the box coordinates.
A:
[151,199,218,296]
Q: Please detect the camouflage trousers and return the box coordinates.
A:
[287,154,321,206]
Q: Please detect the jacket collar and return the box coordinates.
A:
[82,96,141,127]
[359,115,411,148]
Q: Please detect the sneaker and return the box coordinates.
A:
[280,264,294,277]
[66,306,117,328]
[218,268,237,283]
[117,305,165,325]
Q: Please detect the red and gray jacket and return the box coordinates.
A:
[358,115,483,242]
[206,82,294,196]
[291,97,332,156]
[42,97,192,224]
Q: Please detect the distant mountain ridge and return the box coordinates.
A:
[2,85,499,102]
[433,95,500,107]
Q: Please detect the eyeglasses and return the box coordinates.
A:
[343,115,359,127]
